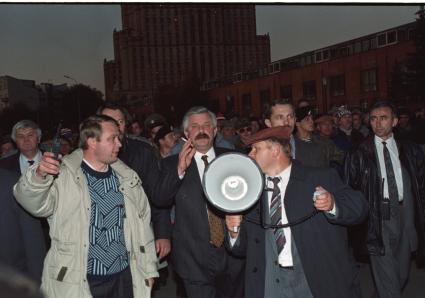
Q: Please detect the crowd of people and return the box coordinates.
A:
[0,98,424,298]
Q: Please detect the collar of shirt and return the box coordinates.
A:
[194,147,216,181]
[374,133,396,150]
[19,150,42,174]
[82,158,109,173]
[266,164,292,190]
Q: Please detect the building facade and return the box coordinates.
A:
[104,4,271,104]
[0,76,41,112]
[204,22,417,117]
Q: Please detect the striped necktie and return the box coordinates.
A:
[268,176,286,254]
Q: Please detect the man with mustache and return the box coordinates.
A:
[155,106,244,298]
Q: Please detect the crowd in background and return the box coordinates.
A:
[2,100,425,162]
[1,98,425,297]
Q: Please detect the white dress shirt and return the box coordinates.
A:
[19,150,42,174]
[266,165,293,267]
[194,147,216,181]
[374,135,403,201]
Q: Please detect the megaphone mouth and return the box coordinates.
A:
[221,176,248,201]
[203,152,264,213]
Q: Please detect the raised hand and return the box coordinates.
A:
[177,138,196,176]
[36,152,62,179]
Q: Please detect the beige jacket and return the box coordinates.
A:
[14,149,158,298]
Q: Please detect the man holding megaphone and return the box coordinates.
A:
[225,126,368,298]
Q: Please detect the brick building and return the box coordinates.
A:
[103,4,271,105]
[204,22,417,117]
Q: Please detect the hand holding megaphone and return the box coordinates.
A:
[225,215,242,238]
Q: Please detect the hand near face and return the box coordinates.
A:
[313,186,334,212]
[36,152,62,179]
[177,139,196,176]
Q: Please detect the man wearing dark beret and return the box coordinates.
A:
[225,126,368,298]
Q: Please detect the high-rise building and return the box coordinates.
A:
[104,4,270,104]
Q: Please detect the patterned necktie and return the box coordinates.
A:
[382,141,399,217]
[28,160,35,166]
[268,176,286,254]
[202,155,225,247]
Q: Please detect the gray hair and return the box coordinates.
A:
[181,106,217,131]
[11,120,42,142]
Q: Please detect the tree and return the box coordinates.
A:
[0,103,33,136]
[57,84,104,130]
[390,7,425,105]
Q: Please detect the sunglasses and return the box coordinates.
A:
[238,127,252,133]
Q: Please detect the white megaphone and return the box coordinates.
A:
[202,153,264,213]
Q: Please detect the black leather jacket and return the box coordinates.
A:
[344,136,425,265]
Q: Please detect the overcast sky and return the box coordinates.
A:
[0,4,419,95]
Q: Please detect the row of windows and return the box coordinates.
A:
[224,69,378,113]
[266,24,414,75]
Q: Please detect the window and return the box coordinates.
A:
[323,49,329,60]
[242,93,252,115]
[225,95,234,114]
[398,29,407,41]
[302,80,316,100]
[387,31,397,44]
[316,51,322,62]
[260,89,270,105]
[354,41,362,53]
[280,85,292,101]
[305,54,313,65]
[362,39,370,51]
[340,47,349,56]
[370,37,377,49]
[408,28,415,40]
[329,75,345,96]
[361,69,377,92]
[377,33,386,46]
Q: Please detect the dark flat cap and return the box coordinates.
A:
[154,125,172,144]
[295,106,313,122]
[242,126,291,146]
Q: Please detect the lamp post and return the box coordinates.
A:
[63,75,81,124]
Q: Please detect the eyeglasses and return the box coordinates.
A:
[238,127,252,133]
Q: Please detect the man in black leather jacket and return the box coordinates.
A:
[97,103,172,259]
[344,100,425,298]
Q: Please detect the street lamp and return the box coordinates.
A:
[63,75,81,124]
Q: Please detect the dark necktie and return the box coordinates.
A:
[28,160,35,166]
[268,176,286,254]
[382,141,399,217]
[202,155,225,247]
